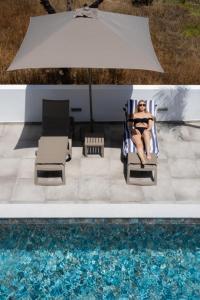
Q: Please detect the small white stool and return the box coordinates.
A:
[84,132,104,157]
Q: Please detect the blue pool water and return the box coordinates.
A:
[0,220,200,299]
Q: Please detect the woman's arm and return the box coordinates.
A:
[127,113,135,127]
[147,114,154,131]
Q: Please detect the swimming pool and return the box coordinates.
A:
[0,219,200,299]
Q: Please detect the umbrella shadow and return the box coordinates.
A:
[14,84,133,151]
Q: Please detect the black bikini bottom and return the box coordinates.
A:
[135,127,147,135]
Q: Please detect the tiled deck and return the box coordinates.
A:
[0,122,200,217]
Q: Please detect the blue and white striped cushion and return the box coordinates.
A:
[123,99,159,157]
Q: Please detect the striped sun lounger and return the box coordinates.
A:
[122,99,159,158]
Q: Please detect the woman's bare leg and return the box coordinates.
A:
[142,130,151,160]
[132,129,146,164]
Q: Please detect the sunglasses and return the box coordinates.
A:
[139,103,146,107]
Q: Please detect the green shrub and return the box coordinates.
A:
[183,25,200,37]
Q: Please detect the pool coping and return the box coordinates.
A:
[0,203,200,218]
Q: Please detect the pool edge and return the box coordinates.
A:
[0,203,200,218]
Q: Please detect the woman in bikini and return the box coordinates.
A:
[129,100,154,165]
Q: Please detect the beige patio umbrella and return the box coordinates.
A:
[8,7,164,129]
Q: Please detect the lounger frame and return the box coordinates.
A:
[123,99,158,185]
[35,99,73,185]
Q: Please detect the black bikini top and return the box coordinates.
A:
[128,117,153,125]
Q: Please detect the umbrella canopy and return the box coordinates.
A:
[8,7,164,130]
[8,7,163,72]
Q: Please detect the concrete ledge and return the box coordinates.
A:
[0,85,200,122]
[0,204,200,218]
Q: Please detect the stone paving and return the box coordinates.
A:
[0,122,199,203]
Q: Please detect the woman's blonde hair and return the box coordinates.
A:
[135,100,148,113]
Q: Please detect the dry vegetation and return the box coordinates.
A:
[0,0,200,84]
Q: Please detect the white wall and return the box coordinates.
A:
[0,85,199,122]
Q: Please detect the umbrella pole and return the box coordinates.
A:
[88,68,94,132]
